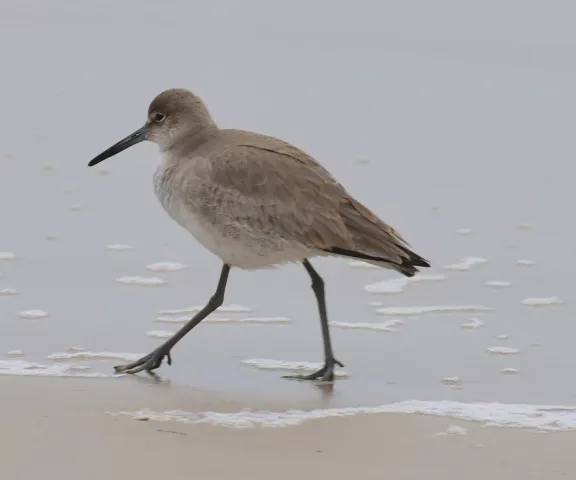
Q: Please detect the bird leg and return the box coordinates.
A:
[283,260,344,382]
[114,264,231,375]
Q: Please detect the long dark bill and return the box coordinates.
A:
[88,126,147,167]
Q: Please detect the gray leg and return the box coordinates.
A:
[284,259,343,382]
[115,264,231,375]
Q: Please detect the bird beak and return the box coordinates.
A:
[88,126,147,167]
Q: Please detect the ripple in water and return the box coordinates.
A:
[377,305,492,316]
[116,276,166,286]
[241,359,348,378]
[517,222,534,230]
[19,310,48,319]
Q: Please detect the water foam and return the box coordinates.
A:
[109,400,576,431]
[485,281,511,288]
[67,346,85,352]
[158,304,252,315]
[5,350,24,357]
[364,274,445,294]
[441,377,462,385]
[444,257,488,271]
[0,288,18,296]
[147,331,173,339]
[516,259,535,266]
[501,368,519,374]
[154,316,290,325]
[460,318,485,329]
[48,351,143,362]
[0,360,118,378]
[329,320,404,332]
[107,244,133,251]
[19,310,48,319]
[146,262,187,272]
[487,347,520,355]
[435,425,468,436]
[377,305,492,316]
[521,297,563,307]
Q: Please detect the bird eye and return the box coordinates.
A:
[153,113,166,123]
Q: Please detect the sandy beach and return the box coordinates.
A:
[3,0,576,478]
[1,377,574,479]
[0,378,576,480]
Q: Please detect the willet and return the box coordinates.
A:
[88,88,429,381]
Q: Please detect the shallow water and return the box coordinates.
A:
[1,0,576,425]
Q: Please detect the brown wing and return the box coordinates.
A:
[214,129,429,274]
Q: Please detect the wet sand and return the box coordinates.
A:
[3,377,575,480]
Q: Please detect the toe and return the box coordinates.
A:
[114,364,135,374]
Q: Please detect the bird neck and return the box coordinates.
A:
[162,124,220,158]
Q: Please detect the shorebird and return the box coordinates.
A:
[88,89,429,381]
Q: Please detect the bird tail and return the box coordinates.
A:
[324,245,429,277]
[323,197,430,277]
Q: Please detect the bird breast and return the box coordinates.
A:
[153,156,311,268]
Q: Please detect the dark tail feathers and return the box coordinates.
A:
[324,246,430,277]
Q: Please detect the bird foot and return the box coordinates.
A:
[114,348,172,375]
[283,358,344,382]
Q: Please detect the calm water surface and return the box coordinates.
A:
[1,0,576,409]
